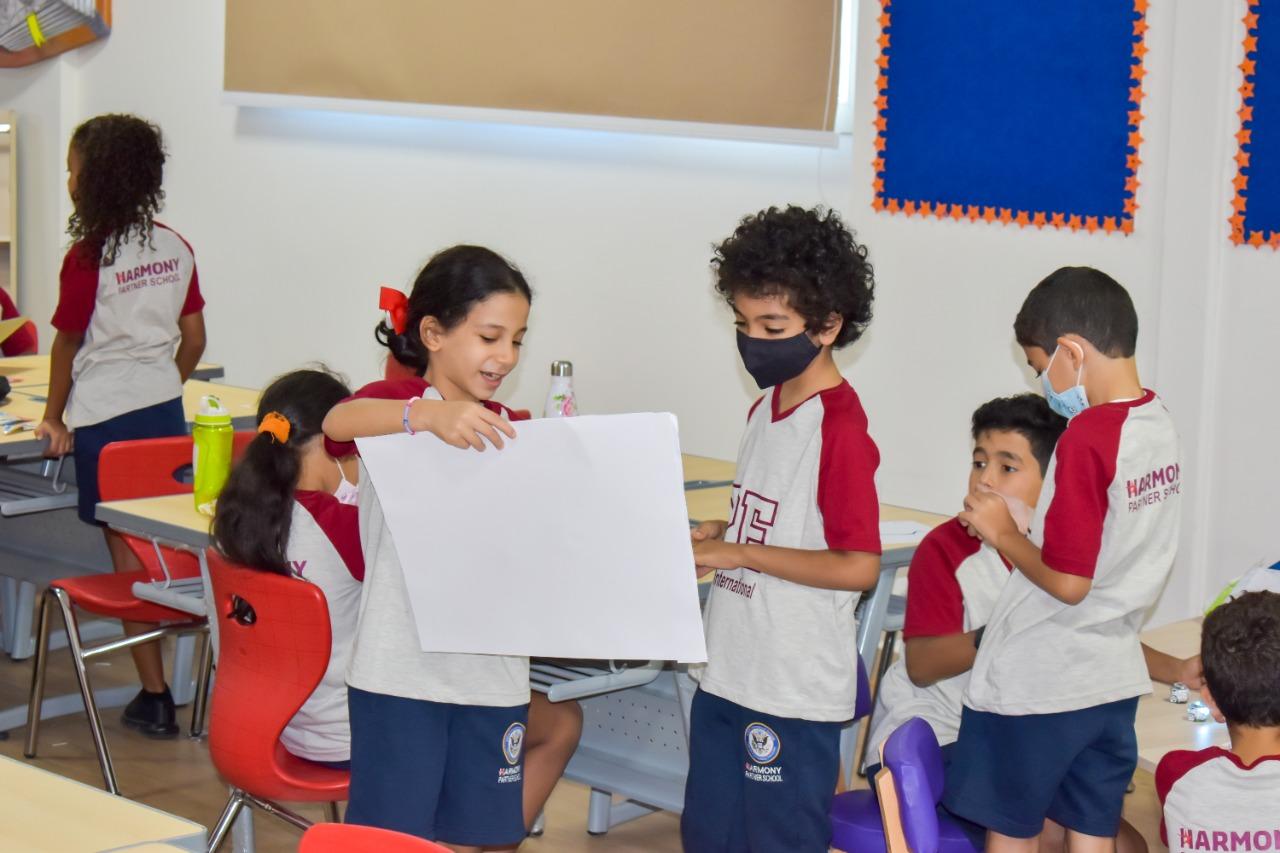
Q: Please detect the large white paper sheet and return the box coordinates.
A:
[357,413,708,662]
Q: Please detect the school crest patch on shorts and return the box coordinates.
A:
[502,721,525,766]
[744,722,780,765]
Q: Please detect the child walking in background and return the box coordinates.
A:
[212,368,362,768]
[36,114,206,737]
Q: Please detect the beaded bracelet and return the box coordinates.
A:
[403,396,421,435]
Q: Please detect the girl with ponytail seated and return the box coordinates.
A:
[212,368,362,770]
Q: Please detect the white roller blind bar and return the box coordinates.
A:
[223,90,840,149]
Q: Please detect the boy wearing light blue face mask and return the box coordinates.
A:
[946,266,1182,853]
[681,205,882,853]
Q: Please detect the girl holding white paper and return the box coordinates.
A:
[323,245,579,852]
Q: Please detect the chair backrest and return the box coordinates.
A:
[880,717,945,853]
[300,823,451,852]
[97,432,255,581]
[206,550,336,798]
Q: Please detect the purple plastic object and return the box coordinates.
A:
[829,717,982,853]
[854,656,872,720]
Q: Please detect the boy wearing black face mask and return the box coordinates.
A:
[681,205,881,853]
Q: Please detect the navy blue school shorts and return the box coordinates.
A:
[344,686,529,847]
[942,697,1139,839]
[72,397,186,525]
[681,687,843,853]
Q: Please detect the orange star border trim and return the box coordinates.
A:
[870,0,1149,236]
[1230,2,1280,249]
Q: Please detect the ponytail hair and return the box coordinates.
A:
[375,245,533,376]
[212,368,351,575]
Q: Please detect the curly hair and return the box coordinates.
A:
[712,205,875,349]
[67,114,166,266]
[1202,591,1280,728]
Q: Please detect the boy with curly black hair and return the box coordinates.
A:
[682,205,880,853]
[36,114,207,738]
[1156,591,1280,850]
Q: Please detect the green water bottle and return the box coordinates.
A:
[193,395,233,516]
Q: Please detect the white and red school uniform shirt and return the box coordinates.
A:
[1157,747,1280,851]
[51,224,204,428]
[965,391,1182,715]
[692,380,881,722]
[280,491,364,764]
[333,378,532,708]
[867,519,1010,758]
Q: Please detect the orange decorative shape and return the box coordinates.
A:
[949,204,963,220]
[1124,197,1137,215]
[1244,37,1258,54]
[873,178,885,193]
[1050,212,1066,227]
[1249,230,1265,247]
[1133,19,1148,37]
[1237,128,1253,145]
[903,200,917,215]
[1230,213,1246,230]
[1132,42,1148,60]
[1269,232,1280,249]
[1125,176,1139,193]
[1127,153,1142,171]
[872,196,885,211]
[1241,105,1254,123]
[1128,109,1143,125]
[874,116,888,132]
[1233,172,1249,191]
[1241,82,1256,100]
[878,12,890,28]
[1084,216,1100,233]
[1230,229,1244,246]
[1121,219,1134,234]
[874,136,886,152]
[1232,195,1248,212]
[998,208,1013,223]
[1131,64,1147,82]
[877,54,890,69]
[1068,215,1083,231]
[1241,59,1257,77]
[1015,211,1031,227]
[967,205,980,221]
[878,33,891,50]
[1236,150,1251,168]
[1103,217,1118,233]
[1032,212,1047,228]
[1245,12,1259,30]
[982,207,996,223]
[919,201,933,217]
[1129,85,1144,103]
[875,95,889,110]
[1128,130,1144,149]
[1135,0,1149,13]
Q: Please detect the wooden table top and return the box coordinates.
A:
[0,754,205,851]
[1136,617,1229,772]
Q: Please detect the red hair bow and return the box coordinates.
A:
[379,287,410,336]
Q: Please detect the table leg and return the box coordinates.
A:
[170,633,197,705]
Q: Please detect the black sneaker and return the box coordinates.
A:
[121,687,179,738]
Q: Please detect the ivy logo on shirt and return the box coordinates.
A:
[502,722,525,766]
[743,722,781,765]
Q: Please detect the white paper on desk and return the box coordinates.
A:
[880,519,931,546]
[356,413,709,662]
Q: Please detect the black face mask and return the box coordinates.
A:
[736,330,820,389]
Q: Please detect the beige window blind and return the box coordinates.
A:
[224,0,841,136]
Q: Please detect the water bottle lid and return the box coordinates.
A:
[195,394,231,425]
[550,360,573,377]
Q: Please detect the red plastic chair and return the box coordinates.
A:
[299,824,451,852]
[205,550,349,852]
[23,432,254,794]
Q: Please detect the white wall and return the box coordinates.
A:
[1,0,1272,626]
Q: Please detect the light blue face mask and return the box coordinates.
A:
[1041,344,1090,420]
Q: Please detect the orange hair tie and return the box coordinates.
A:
[258,412,291,445]
[379,286,410,336]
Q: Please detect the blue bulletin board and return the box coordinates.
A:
[871,0,1149,235]
[1231,1,1280,248]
